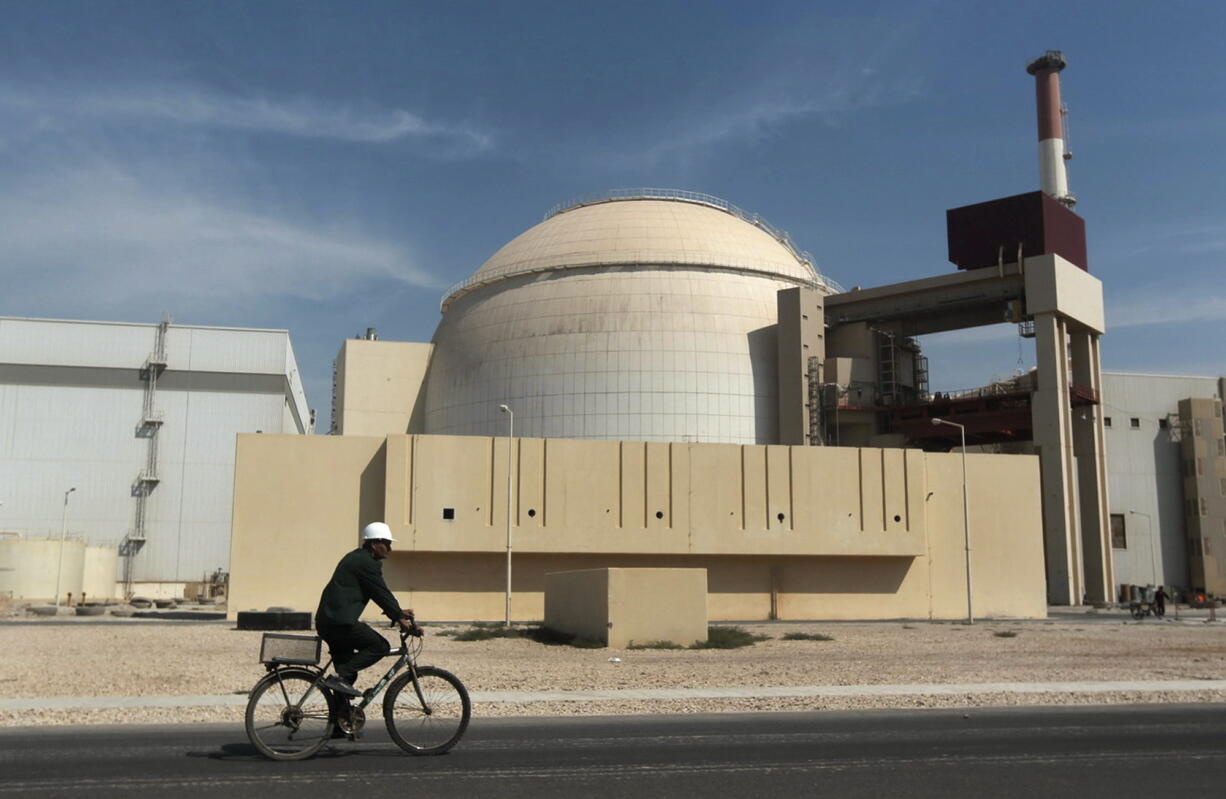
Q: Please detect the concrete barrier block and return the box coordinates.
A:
[545,568,707,648]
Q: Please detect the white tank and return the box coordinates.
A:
[422,191,839,444]
[82,545,119,601]
[0,536,84,600]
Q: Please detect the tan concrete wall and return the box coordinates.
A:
[920,452,1047,619]
[230,434,1047,621]
[545,568,707,647]
[334,339,433,436]
[229,434,387,614]
[384,436,926,558]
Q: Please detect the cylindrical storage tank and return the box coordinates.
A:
[82,545,119,601]
[423,192,839,444]
[0,537,85,600]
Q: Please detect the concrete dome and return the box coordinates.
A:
[422,191,838,444]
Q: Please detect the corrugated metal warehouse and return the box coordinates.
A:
[1102,372,1226,593]
[0,316,310,595]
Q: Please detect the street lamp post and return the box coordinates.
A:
[498,405,514,627]
[932,418,972,624]
[1128,509,1158,587]
[54,487,77,607]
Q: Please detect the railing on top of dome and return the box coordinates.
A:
[543,188,843,293]
[439,189,845,311]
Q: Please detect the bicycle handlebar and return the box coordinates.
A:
[389,618,425,637]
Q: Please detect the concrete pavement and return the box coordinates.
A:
[3,678,1225,712]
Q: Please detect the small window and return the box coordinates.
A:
[1110,513,1126,549]
[1104,417,1112,428]
[1130,418,1141,429]
[442,507,455,521]
[1159,418,1169,430]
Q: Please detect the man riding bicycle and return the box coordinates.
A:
[315,521,416,698]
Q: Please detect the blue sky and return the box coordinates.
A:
[2,1,1223,424]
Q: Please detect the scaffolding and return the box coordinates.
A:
[877,330,899,406]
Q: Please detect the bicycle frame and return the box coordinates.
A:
[351,634,420,711]
[265,628,426,715]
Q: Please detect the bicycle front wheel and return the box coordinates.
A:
[245,668,335,761]
[383,666,471,755]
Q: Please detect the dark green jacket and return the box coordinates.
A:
[315,547,406,628]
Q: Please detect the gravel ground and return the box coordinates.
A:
[2,613,1224,726]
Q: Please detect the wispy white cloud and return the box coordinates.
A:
[1097,221,1226,262]
[1107,291,1226,329]
[0,165,442,319]
[630,71,924,167]
[0,83,492,152]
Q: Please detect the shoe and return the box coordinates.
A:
[321,675,362,698]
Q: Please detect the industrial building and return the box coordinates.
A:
[234,191,1054,621]
[1102,372,1226,596]
[0,316,310,600]
[229,52,1117,621]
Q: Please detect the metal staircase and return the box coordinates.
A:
[121,315,169,596]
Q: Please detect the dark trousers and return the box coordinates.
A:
[316,622,390,683]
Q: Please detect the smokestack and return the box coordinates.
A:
[1026,50,1075,208]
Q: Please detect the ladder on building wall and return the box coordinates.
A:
[806,356,822,445]
[122,315,169,597]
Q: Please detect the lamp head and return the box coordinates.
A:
[499,404,510,413]
[931,418,942,426]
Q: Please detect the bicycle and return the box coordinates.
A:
[244,623,471,761]
[1129,600,1165,619]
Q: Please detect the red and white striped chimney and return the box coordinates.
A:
[1026,50,1075,208]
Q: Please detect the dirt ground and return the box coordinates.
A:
[2,613,1224,726]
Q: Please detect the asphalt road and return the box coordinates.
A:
[2,704,1223,798]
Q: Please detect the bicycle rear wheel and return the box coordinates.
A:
[245,668,335,761]
[383,666,471,755]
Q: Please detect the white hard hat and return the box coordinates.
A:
[362,522,396,542]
